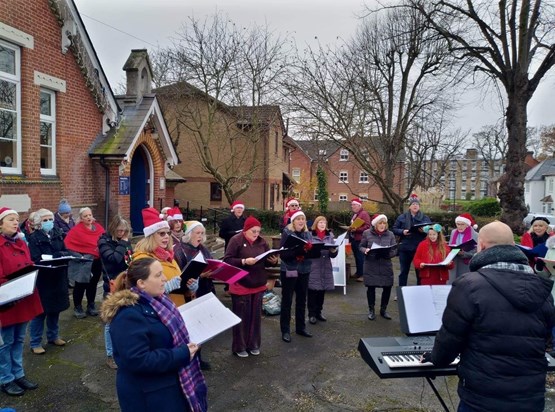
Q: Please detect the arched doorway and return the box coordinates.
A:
[130,145,153,235]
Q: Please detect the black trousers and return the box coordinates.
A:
[366,285,392,310]
[307,289,326,318]
[73,258,102,309]
[280,271,309,333]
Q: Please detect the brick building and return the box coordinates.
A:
[288,139,402,209]
[0,1,178,231]
[156,82,294,211]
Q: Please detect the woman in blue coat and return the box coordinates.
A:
[101,257,207,412]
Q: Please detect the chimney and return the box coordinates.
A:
[122,49,153,105]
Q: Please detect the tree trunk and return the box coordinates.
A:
[497,80,529,234]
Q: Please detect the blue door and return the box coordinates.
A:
[130,147,149,235]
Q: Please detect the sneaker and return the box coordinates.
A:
[74,307,87,319]
[249,349,260,356]
[31,346,46,355]
[235,351,249,358]
[106,357,118,369]
[86,306,99,316]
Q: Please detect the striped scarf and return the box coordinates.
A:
[131,287,207,412]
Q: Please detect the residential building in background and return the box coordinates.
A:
[525,156,555,214]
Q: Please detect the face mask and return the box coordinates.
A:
[41,221,54,232]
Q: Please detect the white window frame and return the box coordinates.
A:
[359,193,368,201]
[339,193,348,202]
[292,168,301,183]
[40,88,56,175]
[0,40,21,174]
[313,190,318,201]
[339,149,349,161]
[339,170,348,183]
[359,171,369,183]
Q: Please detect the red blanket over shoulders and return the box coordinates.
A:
[64,222,105,258]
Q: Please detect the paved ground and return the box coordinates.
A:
[2,257,554,411]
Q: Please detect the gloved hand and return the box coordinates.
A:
[187,278,199,293]
[164,277,182,294]
[420,352,433,364]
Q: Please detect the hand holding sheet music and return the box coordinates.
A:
[421,249,459,267]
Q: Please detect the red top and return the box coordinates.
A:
[64,222,105,258]
[413,238,453,285]
[0,236,43,327]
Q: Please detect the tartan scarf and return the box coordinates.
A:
[131,287,207,412]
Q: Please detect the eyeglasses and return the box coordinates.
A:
[249,229,262,234]
[42,218,54,222]
[157,231,170,237]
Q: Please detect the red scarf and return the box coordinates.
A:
[154,246,174,263]
[64,222,105,258]
[315,229,326,240]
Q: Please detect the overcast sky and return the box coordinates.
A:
[73,0,554,135]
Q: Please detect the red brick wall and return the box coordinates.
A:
[0,0,105,221]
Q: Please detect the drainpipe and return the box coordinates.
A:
[99,157,110,226]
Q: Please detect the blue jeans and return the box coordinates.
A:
[351,239,364,277]
[104,323,113,357]
[29,312,60,348]
[0,322,28,384]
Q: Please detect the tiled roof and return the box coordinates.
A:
[89,96,156,157]
[526,157,555,181]
[293,139,341,161]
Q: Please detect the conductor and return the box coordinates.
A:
[421,221,555,412]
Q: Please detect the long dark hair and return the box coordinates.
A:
[113,257,156,292]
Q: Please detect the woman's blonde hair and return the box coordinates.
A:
[528,219,550,234]
[108,215,132,241]
[134,231,173,253]
[311,216,328,231]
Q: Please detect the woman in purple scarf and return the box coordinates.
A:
[101,257,207,412]
[448,213,479,283]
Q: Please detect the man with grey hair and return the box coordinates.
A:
[422,221,555,411]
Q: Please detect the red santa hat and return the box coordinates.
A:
[0,207,18,222]
[455,213,478,230]
[166,206,183,221]
[142,207,170,237]
[230,200,245,211]
[286,197,299,207]
[290,210,306,222]
[243,216,261,232]
[351,198,363,206]
[371,214,387,227]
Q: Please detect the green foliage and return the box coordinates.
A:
[466,197,501,217]
[316,165,329,214]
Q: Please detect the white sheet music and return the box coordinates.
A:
[423,249,460,266]
[334,232,348,246]
[178,292,241,344]
[400,285,451,334]
[0,270,38,305]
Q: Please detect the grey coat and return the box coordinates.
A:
[448,228,478,283]
[360,228,397,287]
[308,231,338,291]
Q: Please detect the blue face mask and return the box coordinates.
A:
[41,220,54,232]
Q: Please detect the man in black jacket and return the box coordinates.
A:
[424,221,555,412]
[219,200,246,250]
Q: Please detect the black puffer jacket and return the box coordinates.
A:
[98,233,132,280]
[431,245,555,412]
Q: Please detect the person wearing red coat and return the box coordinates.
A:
[413,224,453,286]
[0,207,43,396]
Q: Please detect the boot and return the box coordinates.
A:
[368,307,376,321]
[380,306,392,320]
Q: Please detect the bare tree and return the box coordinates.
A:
[283,4,457,213]
[152,14,291,204]
[410,0,555,232]
[539,124,555,158]
[472,124,508,196]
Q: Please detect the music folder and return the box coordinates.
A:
[181,252,208,279]
[0,269,38,305]
[205,259,249,284]
[450,238,477,252]
[397,285,452,335]
[409,222,436,234]
[177,292,241,344]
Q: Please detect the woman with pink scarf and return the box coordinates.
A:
[448,213,478,283]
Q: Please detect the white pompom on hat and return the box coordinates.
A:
[371,214,387,227]
[142,207,170,237]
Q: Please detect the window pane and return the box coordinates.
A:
[40,121,52,145]
[0,46,15,75]
[40,92,51,116]
[0,80,16,111]
[0,138,16,167]
[0,110,16,140]
[40,145,52,169]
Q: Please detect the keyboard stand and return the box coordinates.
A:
[425,376,450,412]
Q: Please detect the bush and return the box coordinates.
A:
[466,198,501,217]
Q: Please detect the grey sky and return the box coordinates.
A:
[73,0,554,135]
